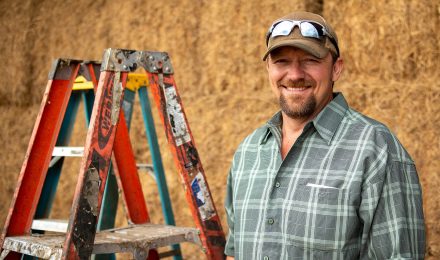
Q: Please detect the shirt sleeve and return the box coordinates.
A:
[359,160,426,259]
[224,169,235,256]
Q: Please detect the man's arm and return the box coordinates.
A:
[226,256,235,260]
[359,160,425,259]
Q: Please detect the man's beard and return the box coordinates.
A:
[279,94,317,119]
[278,79,317,119]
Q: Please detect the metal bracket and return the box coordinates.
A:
[101,48,140,72]
[100,48,174,74]
[138,51,174,74]
[133,248,149,260]
[187,229,202,246]
[48,58,83,80]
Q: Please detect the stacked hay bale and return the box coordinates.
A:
[0,0,438,258]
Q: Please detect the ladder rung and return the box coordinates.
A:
[52,147,84,157]
[31,219,68,233]
[136,163,153,172]
[158,248,182,258]
[2,224,201,259]
[136,163,156,181]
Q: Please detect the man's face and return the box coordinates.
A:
[267,46,343,121]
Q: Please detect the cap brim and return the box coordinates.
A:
[262,38,329,61]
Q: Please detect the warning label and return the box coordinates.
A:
[191,172,216,220]
[164,86,191,146]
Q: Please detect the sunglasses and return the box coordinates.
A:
[266,20,340,57]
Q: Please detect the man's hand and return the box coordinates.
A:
[226,256,235,260]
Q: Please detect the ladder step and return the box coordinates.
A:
[2,224,201,259]
[31,219,68,233]
[52,146,84,157]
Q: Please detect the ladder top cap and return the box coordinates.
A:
[101,48,174,74]
[48,59,83,80]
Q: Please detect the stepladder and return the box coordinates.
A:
[0,48,226,259]
[35,71,184,260]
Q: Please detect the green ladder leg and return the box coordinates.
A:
[138,86,182,260]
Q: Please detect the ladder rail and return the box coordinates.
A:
[147,68,226,259]
[0,59,81,260]
[62,70,128,258]
[35,92,83,220]
[87,63,153,226]
[34,61,100,223]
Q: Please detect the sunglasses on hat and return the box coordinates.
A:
[265,20,340,57]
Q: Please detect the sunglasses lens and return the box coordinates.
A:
[271,21,294,38]
[299,22,322,38]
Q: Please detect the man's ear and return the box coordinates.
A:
[265,56,270,71]
[332,57,344,82]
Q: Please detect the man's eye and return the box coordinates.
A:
[304,58,319,63]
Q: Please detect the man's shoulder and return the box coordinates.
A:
[345,107,390,133]
[236,124,269,150]
[344,108,414,164]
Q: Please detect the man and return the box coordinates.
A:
[224,11,425,259]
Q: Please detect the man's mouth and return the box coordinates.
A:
[281,85,311,92]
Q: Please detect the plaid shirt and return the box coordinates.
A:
[224,93,425,259]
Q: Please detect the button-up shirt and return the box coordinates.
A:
[224,93,425,259]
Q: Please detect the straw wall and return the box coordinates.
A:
[0,0,438,258]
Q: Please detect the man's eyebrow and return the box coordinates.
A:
[269,53,286,60]
[302,53,321,59]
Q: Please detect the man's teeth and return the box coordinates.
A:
[284,86,308,90]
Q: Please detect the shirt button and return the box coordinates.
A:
[275,182,280,188]
[267,218,274,225]
[263,256,269,260]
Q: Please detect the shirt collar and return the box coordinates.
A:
[260,92,349,145]
[312,92,349,144]
[261,111,282,145]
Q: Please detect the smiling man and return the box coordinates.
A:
[224,11,425,259]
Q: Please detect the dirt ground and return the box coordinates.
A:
[0,0,439,259]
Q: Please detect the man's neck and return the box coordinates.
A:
[280,113,311,159]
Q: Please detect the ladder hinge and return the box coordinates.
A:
[139,51,174,74]
[48,58,82,80]
[101,48,174,74]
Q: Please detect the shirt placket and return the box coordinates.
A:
[260,124,312,260]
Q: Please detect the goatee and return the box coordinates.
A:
[279,94,317,119]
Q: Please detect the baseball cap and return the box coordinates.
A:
[263,11,339,60]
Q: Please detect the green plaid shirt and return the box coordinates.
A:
[224,93,425,259]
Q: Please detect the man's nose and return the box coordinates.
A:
[286,62,305,81]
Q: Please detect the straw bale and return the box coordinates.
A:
[0,1,34,105]
[324,0,440,82]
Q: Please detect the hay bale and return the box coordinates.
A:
[0,1,34,105]
[324,0,440,81]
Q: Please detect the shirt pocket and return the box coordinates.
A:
[285,184,360,252]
